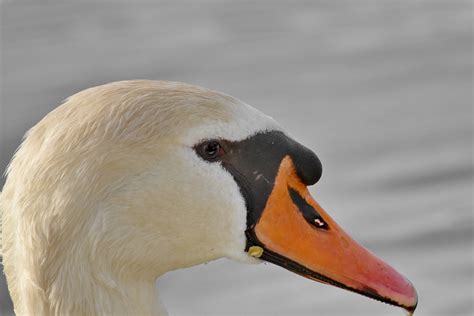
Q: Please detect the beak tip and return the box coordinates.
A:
[356,266,418,312]
[385,276,418,313]
[395,274,418,312]
[403,281,418,313]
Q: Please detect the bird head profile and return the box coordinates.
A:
[0,80,417,315]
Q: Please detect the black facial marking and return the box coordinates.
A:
[194,132,414,312]
[194,131,322,231]
[288,187,328,230]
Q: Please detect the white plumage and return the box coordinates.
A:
[0,80,279,315]
[0,80,418,316]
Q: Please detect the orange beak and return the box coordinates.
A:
[247,156,418,312]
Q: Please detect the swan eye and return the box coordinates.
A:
[198,140,224,161]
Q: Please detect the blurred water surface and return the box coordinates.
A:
[1,1,472,315]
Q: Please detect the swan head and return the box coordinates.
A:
[1,80,417,314]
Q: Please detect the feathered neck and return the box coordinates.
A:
[1,80,261,315]
[7,227,169,315]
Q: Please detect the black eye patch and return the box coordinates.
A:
[193,131,323,231]
[288,187,329,230]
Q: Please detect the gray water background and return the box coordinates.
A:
[1,1,472,315]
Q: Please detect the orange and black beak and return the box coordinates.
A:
[246,156,417,313]
[196,130,417,312]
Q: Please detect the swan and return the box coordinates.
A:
[0,80,417,315]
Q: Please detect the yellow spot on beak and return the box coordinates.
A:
[248,246,264,258]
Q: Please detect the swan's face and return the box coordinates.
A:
[87,81,415,312]
[177,121,418,313]
[4,81,416,313]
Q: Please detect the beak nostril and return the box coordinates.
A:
[288,187,328,230]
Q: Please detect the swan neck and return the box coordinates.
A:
[69,269,166,316]
[88,277,166,316]
[16,266,166,316]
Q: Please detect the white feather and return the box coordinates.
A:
[1,80,281,316]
